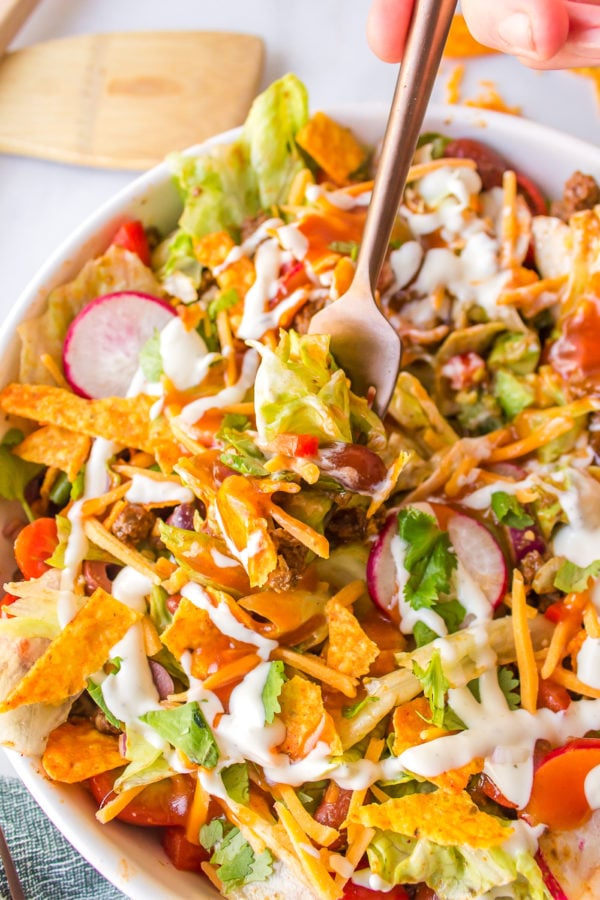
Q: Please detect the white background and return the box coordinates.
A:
[0,0,599,780]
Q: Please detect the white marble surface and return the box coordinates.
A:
[0,1,599,780]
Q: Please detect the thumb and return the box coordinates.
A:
[461,0,569,60]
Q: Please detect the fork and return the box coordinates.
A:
[309,0,458,417]
[0,825,26,900]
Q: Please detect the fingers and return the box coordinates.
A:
[367,0,414,62]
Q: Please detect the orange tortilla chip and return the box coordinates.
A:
[392,697,439,756]
[296,111,368,186]
[14,424,91,482]
[194,230,235,268]
[42,720,123,783]
[351,791,512,848]
[0,587,141,712]
[278,674,341,760]
[428,757,484,793]
[326,599,379,677]
[0,383,173,455]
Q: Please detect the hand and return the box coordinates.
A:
[367,0,600,68]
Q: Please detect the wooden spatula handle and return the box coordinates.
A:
[0,0,41,55]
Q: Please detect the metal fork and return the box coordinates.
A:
[309,0,458,417]
[0,825,26,900]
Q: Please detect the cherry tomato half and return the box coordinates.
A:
[13,518,59,580]
[161,827,209,872]
[342,882,409,899]
[88,770,195,827]
[110,220,152,267]
[525,738,600,831]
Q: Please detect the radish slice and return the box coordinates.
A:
[366,511,399,618]
[534,850,569,900]
[447,512,508,608]
[63,291,176,398]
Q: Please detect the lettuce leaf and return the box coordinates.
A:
[366,831,550,900]
[251,330,386,450]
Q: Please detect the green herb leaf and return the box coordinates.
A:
[468,666,520,711]
[221,762,250,805]
[554,559,600,594]
[329,240,359,261]
[86,680,123,730]
[413,598,466,647]
[412,649,449,728]
[262,660,286,724]
[139,329,163,382]
[0,432,43,523]
[342,695,379,720]
[491,491,534,530]
[140,701,219,768]
[201,821,273,890]
[208,288,240,321]
[219,451,269,477]
[397,507,456,609]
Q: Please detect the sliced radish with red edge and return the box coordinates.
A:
[447,512,508,609]
[366,511,400,618]
[63,291,176,399]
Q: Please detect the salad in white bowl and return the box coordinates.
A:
[2,74,600,900]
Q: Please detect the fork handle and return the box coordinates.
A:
[0,0,41,55]
[356,0,458,292]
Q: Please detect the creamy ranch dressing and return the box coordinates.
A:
[584,763,600,809]
[125,473,194,506]
[178,348,258,427]
[159,316,220,391]
[577,636,600,689]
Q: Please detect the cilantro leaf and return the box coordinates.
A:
[412,649,449,728]
[468,666,520,711]
[200,821,273,891]
[0,431,43,522]
[398,507,456,609]
[221,762,250,805]
[262,660,286,724]
[491,491,534,530]
[140,701,219,768]
[208,288,240,321]
[554,559,600,594]
[139,329,163,382]
[413,598,466,647]
[342,695,379,719]
[86,680,122,730]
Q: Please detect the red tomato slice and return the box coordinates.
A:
[111,220,151,267]
[525,738,600,831]
[13,518,59,580]
[270,433,319,458]
[342,882,409,899]
[88,770,195,827]
[161,827,209,872]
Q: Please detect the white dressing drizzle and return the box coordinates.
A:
[577,637,600,689]
[178,348,258,426]
[584,764,600,809]
[159,316,220,391]
[125,473,194,506]
[236,239,306,340]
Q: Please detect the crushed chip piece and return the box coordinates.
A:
[42,720,123,783]
[296,111,368,186]
[278,674,341,761]
[194,231,236,268]
[392,697,439,756]
[0,587,141,712]
[326,598,379,677]
[428,757,484,793]
[0,383,174,456]
[351,791,512,848]
[13,425,90,483]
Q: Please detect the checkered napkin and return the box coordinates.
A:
[0,776,126,900]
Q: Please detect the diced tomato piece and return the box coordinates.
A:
[342,882,409,899]
[271,433,319,458]
[88,770,195,826]
[525,738,600,831]
[13,517,59,580]
[515,172,548,216]
[161,827,209,872]
[440,352,486,392]
[110,219,151,266]
[544,601,568,623]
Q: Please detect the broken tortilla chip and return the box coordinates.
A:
[0,383,173,456]
[13,424,91,483]
[296,111,368,186]
[326,598,379,677]
[392,696,440,756]
[42,719,123,783]
[278,674,341,761]
[0,587,141,712]
[351,791,512,849]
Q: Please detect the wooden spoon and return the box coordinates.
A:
[309,0,457,417]
[0,0,264,169]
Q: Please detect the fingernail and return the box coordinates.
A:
[573,28,600,53]
[497,12,536,55]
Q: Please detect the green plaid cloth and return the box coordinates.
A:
[0,776,126,900]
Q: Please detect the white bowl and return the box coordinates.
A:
[3,103,600,900]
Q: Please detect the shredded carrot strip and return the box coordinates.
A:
[40,467,59,503]
[344,737,385,835]
[95,784,146,824]
[444,456,477,498]
[221,402,256,416]
[584,602,600,639]
[200,862,223,891]
[40,353,70,389]
[511,570,538,713]
[498,274,568,307]
[500,169,518,270]
[273,647,358,698]
[476,470,515,485]
[201,653,261,691]
[185,774,210,845]
[489,416,575,463]
[516,397,600,433]
[141,615,162,656]
[274,802,341,900]
[330,580,367,608]
[80,482,130,517]
[541,591,589,679]
[275,783,339,847]
[551,666,600,699]
[269,501,330,558]
[127,451,156,468]
[334,826,376,888]
[102,499,127,531]
[445,63,465,104]
[408,157,477,181]
[111,464,182,483]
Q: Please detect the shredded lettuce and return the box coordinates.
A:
[140,701,219,768]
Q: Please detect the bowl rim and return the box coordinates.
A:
[4,100,600,900]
